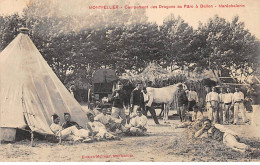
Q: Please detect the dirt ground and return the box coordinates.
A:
[1,109,260,162]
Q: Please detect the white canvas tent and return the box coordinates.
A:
[0,28,89,141]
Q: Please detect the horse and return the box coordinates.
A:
[146,83,187,122]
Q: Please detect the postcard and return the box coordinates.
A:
[0,0,259,162]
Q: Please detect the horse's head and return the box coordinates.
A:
[175,82,187,91]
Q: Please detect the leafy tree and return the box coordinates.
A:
[160,14,193,70]
[0,14,24,50]
[106,23,164,74]
[190,15,260,82]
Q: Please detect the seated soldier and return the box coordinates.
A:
[94,107,129,133]
[194,119,259,153]
[88,103,101,117]
[129,108,148,136]
[62,113,82,129]
[50,114,92,142]
[192,105,204,122]
[175,105,204,129]
[87,113,119,140]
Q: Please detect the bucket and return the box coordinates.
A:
[0,128,16,142]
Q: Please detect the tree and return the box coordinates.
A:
[106,23,164,74]
[0,14,24,51]
[160,14,193,70]
[190,15,260,82]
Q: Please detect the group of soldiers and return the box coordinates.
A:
[49,106,148,143]
[176,84,252,125]
[205,86,248,125]
[49,81,150,143]
[50,81,259,153]
[176,84,260,154]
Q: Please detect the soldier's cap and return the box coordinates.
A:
[64,113,70,116]
[52,114,59,120]
[136,107,142,112]
[86,113,93,118]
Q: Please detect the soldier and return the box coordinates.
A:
[130,81,145,118]
[232,86,248,125]
[177,84,189,122]
[111,81,128,126]
[224,87,233,124]
[218,87,225,124]
[206,87,219,123]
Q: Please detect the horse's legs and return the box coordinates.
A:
[159,103,164,117]
[166,104,169,121]
[163,104,169,122]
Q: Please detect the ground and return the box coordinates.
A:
[1,108,260,162]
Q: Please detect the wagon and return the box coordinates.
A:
[92,68,118,113]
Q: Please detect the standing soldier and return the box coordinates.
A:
[207,87,219,123]
[142,87,160,125]
[218,87,225,124]
[177,84,189,122]
[224,87,233,124]
[248,82,260,126]
[232,86,248,125]
[187,86,199,111]
[111,81,128,126]
[130,82,145,118]
[205,86,211,113]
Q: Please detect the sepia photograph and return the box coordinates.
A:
[0,0,260,162]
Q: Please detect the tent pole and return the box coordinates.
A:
[30,131,34,147]
[59,131,62,144]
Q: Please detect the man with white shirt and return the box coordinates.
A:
[206,87,219,123]
[224,87,233,124]
[232,87,248,125]
[129,108,148,136]
[249,82,260,126]
[187,86,199,111]
[205,86,211,112]
[94,107,129,133]
[50,114,92,142]
[218,87,225,124]
[87,113,118,140]
[142,87,160,124]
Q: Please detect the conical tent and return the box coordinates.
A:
[0,28,89,138]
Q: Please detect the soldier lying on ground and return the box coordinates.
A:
[194,119,259,153]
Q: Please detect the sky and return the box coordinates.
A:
[0,0,259,39]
